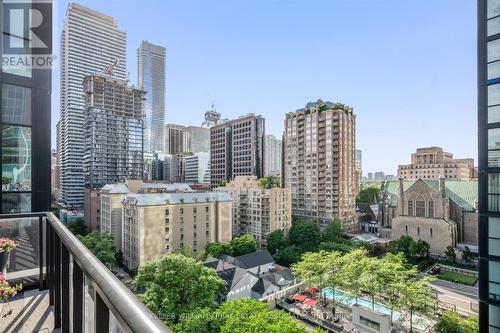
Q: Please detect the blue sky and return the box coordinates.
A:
[52,0,477,175]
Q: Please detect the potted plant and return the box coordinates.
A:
[0,238,17,275]
[0,272,22,316]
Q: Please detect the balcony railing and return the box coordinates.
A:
[0,212,172,333]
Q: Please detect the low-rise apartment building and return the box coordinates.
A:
[217,176,291,245]
[122,192,232,269]
[99,180,193,249]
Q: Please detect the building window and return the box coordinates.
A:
[405,225,408,234]
[407,200,413,216]
[489,129,500,167]
[415,200,426,217]
[428,201,434,218]
[490,217,500,256]
[430,228,433,238]
[2,126,31,196]
[417,226,420,236]
[180,208,184,214]
[489,173,500,212]
[2,85,32,125]
[2,193,31,213]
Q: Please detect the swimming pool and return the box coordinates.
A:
[321,287,400,319]
[321,288,431,331]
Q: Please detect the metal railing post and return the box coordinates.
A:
[62,245,70,332]
[38,215,44,291]
[48,222,54,306]
[73,261,84,333]
[95,292,110,333]
[54,232,61,328]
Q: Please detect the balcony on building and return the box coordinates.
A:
[0,212,172,333]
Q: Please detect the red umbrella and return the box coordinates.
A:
[303,298,318,307]
[291,294,307,301]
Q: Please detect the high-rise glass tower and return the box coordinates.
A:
[58,3,126,208]
[479,1,500,331]
[137,41,166,153]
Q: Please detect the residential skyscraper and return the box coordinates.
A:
[137,41,166,153]
[83,75,145,188]
[165,124,186,155]
[210,114,265,187]
[58,3,126,208]
[478,1,500,330]
[284,100,357,230]
[264,134,282,177]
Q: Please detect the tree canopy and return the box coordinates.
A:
[77,231,116,267]
[292,248,434,327]
[356,184,380,204]
[204,234,257,258]
[288,219,321,252]
[67,218,88,236]
[434,310,479,333]
[133,253,226,324]
[258,175,280,189]
[266,230,288,255]
[230,234,257,256]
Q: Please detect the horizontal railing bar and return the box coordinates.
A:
[0,212,172,333]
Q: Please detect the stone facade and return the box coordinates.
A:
[379,177,477,255]
[122,192,232,269]
[284,100,357,230]
[398,147,476,181]
[217,176,292,246]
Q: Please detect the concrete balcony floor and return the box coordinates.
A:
[0,289,55,333]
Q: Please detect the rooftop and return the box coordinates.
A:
[383,179,478,211]
[123,191,232,206]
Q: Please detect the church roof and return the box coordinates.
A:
[383,180,477,211]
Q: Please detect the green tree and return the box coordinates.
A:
[389,235,417,260]
[335,249,369,305]
[288,219,321,251]
[258,175,280,189]
[230,234,257,256]
[174,246,205,260]
[266,230,288,255]
[322,219,342,242]
[77,231,117,267]
[379,253,416,323]
[174,307,216,333]
[292,250,341,289]
[133,254,225,324]
[274,245,303,266]
[416,239,430,258]
[445,245,457,263]
[67,218,88,236]
[462,246,475,264]
[356,185,380,204]
[434,310,479,333]
[397,276,435,332]
[205,242,232,258]
[214,299,309,333]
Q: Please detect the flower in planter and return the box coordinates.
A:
[0,272,22,302]
[0,238,17,252]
